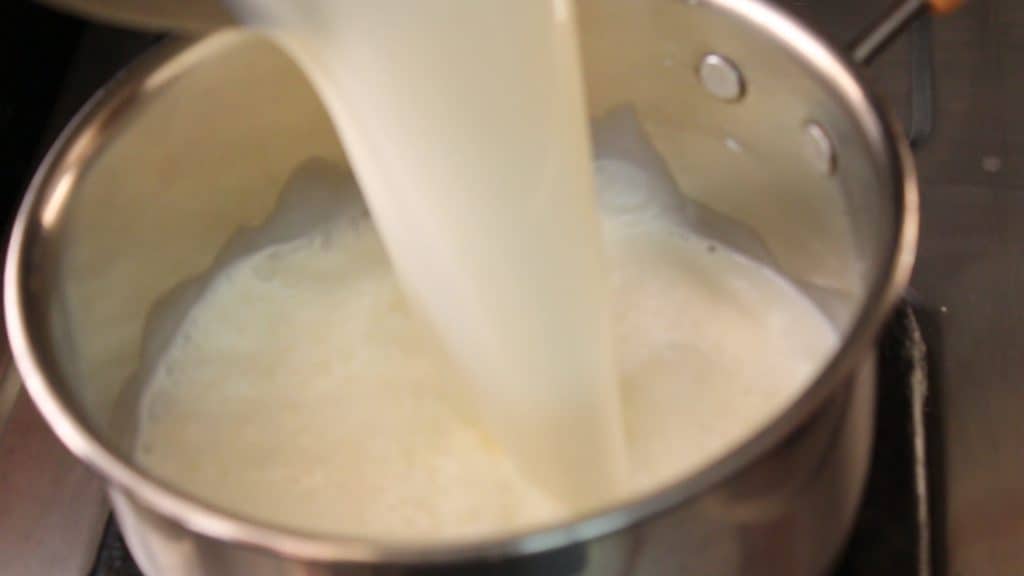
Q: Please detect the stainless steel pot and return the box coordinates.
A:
[6,1,918,574]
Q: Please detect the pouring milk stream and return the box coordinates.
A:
[226,0,627,508]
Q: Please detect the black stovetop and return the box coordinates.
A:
[834,305,934,576]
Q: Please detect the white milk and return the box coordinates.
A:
[130,0,844,539]
[135,158,839,540]
[225,0,627,508]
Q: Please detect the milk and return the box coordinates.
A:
[134,159,838,539]
[130,1,843,538]
[225,0,627,508]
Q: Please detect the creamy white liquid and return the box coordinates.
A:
[226,0,626,508]
[135,158,838,539]
[129,0,842,540]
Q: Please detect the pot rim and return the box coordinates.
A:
[4,0,918,565]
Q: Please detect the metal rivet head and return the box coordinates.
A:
[804,122,837,175]
[698,54,745,102]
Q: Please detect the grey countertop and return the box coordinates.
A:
[785,1,1024,573]
[883,4,1023,575]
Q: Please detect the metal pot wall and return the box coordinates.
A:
[6,1,917,574]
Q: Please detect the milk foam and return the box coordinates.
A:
[135,152,838,539]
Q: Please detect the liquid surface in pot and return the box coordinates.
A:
[134,138,838,539]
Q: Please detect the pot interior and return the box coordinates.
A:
[17,0,897,540]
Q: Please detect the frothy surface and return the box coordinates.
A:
[135,162,838,539]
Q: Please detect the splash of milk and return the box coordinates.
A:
[224,1,627,507]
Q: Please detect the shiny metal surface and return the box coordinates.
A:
[5,0,918,574]
[804,122,838,175]
[0,386,109,575]
[852,0,929,65]
[698,53,746,102]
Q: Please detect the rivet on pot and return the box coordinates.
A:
[698,54,745,102]
[804,122,837,175]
